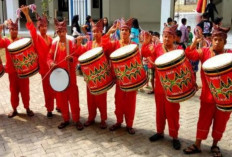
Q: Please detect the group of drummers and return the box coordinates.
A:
[0,5,231,157]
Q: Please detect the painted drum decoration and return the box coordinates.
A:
[202,53,232,112]
[7,38,39,78]
[155,50,197,103]
[78,47,114,95]
[0,57,5,78]
[110,44,148,91]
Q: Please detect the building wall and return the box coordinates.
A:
[102,0,161,30]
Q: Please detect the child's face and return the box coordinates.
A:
[187,27,191,32]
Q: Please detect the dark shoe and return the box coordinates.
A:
[76,122,84,131]
[149,133,164,142]
[183,144,202,154]
[211,145,222,157]
[147,90,154,94]
[100,121,107,129]
[58,121,70,129]
[173,139,181,150]
[47,112,53,119]
[26,109,34,117]
[84,120,95,127]
[8,110,18,118]
[56,108,61,113]
[109,123,121,131]
[126,127,135,135]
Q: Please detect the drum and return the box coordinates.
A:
[155,50,197,103]
[110,44,148,91]
[78,47,114,95]
[0,57,5,78]
[7,38,39,78]
[202,53,232,112]
[49,68,70,92]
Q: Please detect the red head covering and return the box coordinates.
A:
[120,18,134,30]
[163,25,178,36]
[92,19,104,32]
[212,26,230,40]
[36,13,48,28]
[54,18,67,32]
[7,18,19,30]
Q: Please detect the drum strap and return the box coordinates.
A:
[53,40,59,61]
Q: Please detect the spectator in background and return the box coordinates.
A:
[130,18,140,44]
[187,26,193,46]
[205,0,218,22]
[175,30,186,50]
[71,15,81,37]
[173,20,177,25]
[103,17,110,35]
[164,17,173,28]
[213,17,223,27]
[82,15,94,40]
[180,18,189,45]
[197,12,213,37]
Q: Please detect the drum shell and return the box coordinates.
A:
[110,49,148,91]
[8,41,39,78]
[156,56,196,102]
[0,58,5,78]
[204,65,232,112]
[79,52,114,95]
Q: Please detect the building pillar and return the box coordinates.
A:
[160,0,175,34]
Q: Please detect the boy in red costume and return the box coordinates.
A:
[141,25,183,150]
[183,26,231,157]
[21,6,56,118]
[0,19,34,118]
[47,18,83,130]
[101,18,137,134]
[76,19,107,129]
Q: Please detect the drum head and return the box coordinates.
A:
[7,38,31,51]
[78,47,103,63]
[49,68,70,92]
[110,44,138,59]
[155,50,184,66]
[203,53,232,71]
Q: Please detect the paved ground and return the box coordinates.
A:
[0,70,231,157]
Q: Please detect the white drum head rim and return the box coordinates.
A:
[49,68,70,92]
[78,47,103,62]
[110,44,138,59]
[155,50,184,66]
[7,38,31,51]
[203,53,232,70]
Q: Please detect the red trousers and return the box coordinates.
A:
[8,73,30,110]
[114,84,137,128]
[41,73,55,112]
[56,84,80,122]
[87,87,107,121]
[154,93,180,138]
[196,101,231,141]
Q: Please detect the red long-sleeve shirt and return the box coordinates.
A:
[26,22,52,75]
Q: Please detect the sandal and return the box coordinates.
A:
[84,120,95,127]
[211,146,223,157]
[76,122,84,131]
[183,144,202,154]
[8,110,18,118]
[109,123,121,131]
[100,121,107,129]
[126,127,135,135]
